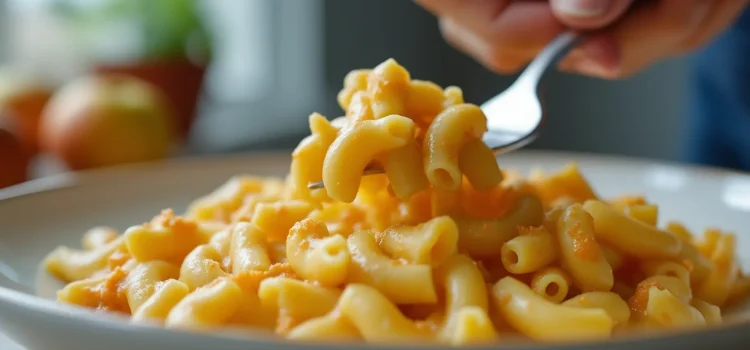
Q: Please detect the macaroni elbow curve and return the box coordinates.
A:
[323,115,415,202]
[424,104,488,191]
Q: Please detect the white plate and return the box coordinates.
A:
[0,151,749,350]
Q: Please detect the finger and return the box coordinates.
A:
[414,0,511,33]
[485,2,566,52]
[435,2,565,74]
[611,0,711,77]
[558,34,621,78]
[416,0,558,51]
[550,0,636,29]
[561,0,711,78]
[439,18,529,74]
[419,0,566,74]
[677,0,750,52]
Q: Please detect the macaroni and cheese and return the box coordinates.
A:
[44,59,749,345]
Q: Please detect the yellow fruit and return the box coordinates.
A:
[40,75,177,170]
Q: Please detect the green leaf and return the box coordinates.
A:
[49,0,212,61]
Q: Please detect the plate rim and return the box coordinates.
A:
[2,149,749,203]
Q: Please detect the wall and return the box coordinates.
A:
[0,0,6,60]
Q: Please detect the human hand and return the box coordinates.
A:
[415,0,749,78]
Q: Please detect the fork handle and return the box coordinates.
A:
[516,31,584,87]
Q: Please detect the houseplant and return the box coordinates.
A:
[51,0,213,140]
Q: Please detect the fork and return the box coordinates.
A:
[308,31,583,191]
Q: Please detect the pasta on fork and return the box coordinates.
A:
[44,58,749,345]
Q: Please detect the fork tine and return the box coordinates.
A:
[308,181,325,190]
[307,166,385,190]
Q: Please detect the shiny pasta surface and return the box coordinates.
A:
[44,59,749,345]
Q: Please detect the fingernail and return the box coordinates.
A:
[551,0,612,17]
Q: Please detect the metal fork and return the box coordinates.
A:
[308,31,582,190]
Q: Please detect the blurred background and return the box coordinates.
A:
[0,0,689,188]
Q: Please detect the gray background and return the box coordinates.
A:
[0,0,690,161]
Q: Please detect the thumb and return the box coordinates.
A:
[550,0,636,29]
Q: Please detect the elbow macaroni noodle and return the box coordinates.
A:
[44,59,749,345]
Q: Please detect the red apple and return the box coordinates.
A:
[39,75,177,170]
[0,112,30,188]
[0,72,53,156]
